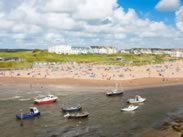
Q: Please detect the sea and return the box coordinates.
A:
[1,83,183,137]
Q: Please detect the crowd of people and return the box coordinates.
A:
[0,61,182,81]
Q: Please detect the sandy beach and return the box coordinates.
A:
[0,77,183,89]
[1,61,183,80]
[0,60,183,88]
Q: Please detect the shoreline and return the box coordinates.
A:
[0,77,183,89]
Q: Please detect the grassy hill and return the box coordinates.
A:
[0,50,178,69]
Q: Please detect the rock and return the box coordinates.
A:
[172,123,183,132]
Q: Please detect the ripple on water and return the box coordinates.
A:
[35,126,104,137]
[0,96,23,101]
[18,98,31,101]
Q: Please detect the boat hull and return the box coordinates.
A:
[61,107,82,112]
[34,99,57,105]
[106,92,123,96]
[67,114,89,119]
[127,98,146,104]
[64,112,89,119]
[16,112,40,119]
[121,106,138,112]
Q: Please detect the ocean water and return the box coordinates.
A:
[1,84,183,137]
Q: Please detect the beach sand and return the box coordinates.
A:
[0,60,183,88]
[0,77,183,89]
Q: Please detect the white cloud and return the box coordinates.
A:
[0,0,182,49]
[9,1,42,25]
[13,33,27,40]
[45,13,76,30]
[74,0,117,20]
[45,33,64,42]
[0,15,14,30]
[176,6,183,32]
[12,23,41,34]
[0,1,3,10]
[113,8,137,25]
[44,0,84,13]
[155,0,181,11]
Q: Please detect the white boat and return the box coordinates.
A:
[64,112,89,119]
[128,95,146,104]
[34,95,58,105]
[106,89,124,96]
[106,83,124,96]
[121,105,139,112]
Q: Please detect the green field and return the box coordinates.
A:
[0,50,178,69]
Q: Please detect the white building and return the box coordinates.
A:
[120,49,130,54]
[170,49,183,58]
[71,47,90,54]
[48,45,72,54]
[90,46,117,54]
[119,48,183,58]
[48,45,117,55]
[151,49,171,55]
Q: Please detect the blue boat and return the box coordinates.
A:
[61,105,82,112]
[16,107,40,119]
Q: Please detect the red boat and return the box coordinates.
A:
[34,95,58,105]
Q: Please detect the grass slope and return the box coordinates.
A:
[0,50,178,69]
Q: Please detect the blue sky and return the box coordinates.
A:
[118,0,182,25]
[0,0,183,49]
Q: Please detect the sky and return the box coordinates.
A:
[0,0,183,49]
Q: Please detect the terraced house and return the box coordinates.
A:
[48,45,118,55]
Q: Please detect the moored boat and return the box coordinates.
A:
[64,112,89,119]
[61,105,82,112]
[34,95,58,105]
[106,89,124,96]
[127,95,146,104]
[121,105,139,112]
[16,107,40,119]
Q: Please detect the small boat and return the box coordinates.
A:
[64,112,89,119]
[106,82,124,96]
[121,105,139,112]
[128,95,146,104]
[34,95,58,105]
[61,105,82,112]
[106,89,124,96]
[16,107,40,119]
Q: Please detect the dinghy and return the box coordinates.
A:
[61,105,82,112]
[16,107,40,119]
[128,95,146,104]
[106,83,124,96]
[106,89,124,96]
[121,105,139,112]
[64,112,89,119]
[34,95,58,105]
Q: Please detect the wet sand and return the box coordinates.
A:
[0,77,183,89]
[141,129,181,137]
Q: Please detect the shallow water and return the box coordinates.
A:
[1,84,183,137]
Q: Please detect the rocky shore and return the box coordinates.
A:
[141,109,183,137]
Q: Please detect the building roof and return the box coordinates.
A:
[90,46,116,49]
[71,47,90,49]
